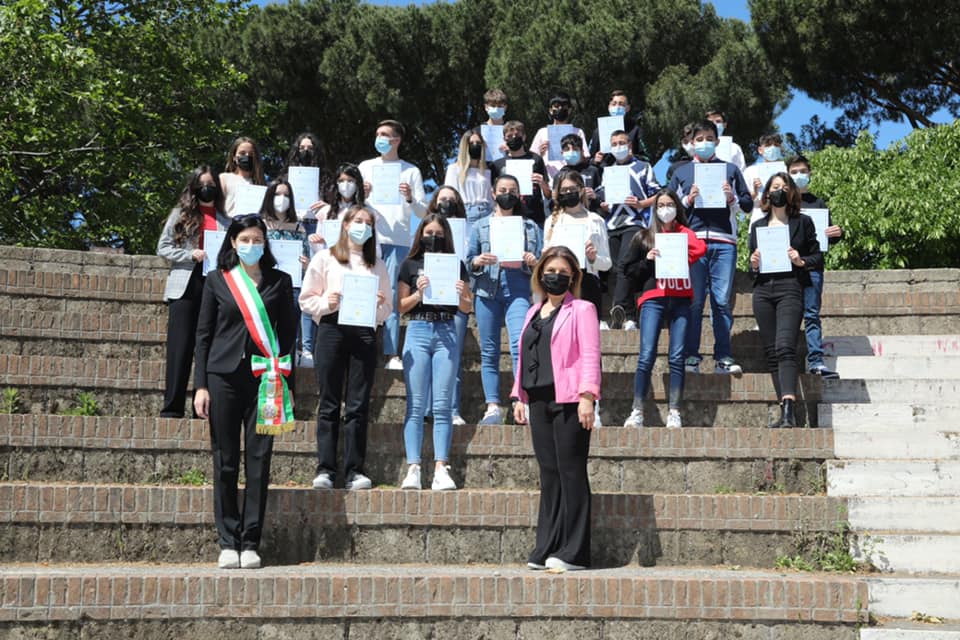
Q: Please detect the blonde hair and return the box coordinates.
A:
[531,246,582,298]
[455,128,485,191]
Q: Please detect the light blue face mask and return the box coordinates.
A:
[715,122,725,137]
[486,106,505,120]
[611,145,630,162]
[693,141,716,161]
[348,221,373,245]
[375,136,393,155]
[790,171,810,189]
[608,105,627,117]
[562,150,581,165]
[763,145,784,162]
[236,243,264,266]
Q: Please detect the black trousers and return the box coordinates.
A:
[608,226,641,320]
[526,386,592,568]
[580,271,602,320]
[207,366,274,551]
[752,277,804,399]
[313,320,378,481]
[161,265,204,417]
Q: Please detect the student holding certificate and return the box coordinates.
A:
[530,92,589,179]
[194,215,298,570]
[543,168,612,319]
[157,166,229,418]
[219,136,266,218]
[443,128,494,224]
[397,215,472,491]
[489,121,552,227]
[748,173,822,428]
[743,133,788,209]
[620,189,706,429]
[467,175,543,426]
[299,205,392,492]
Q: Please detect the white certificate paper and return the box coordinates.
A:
[504,159,535,196]
[756,161,787,193]
[447,217,469,262]
[547,125,574,162]
[287,166,320,219]
[321,219,342,248]
[596,116,624,153]
[370,163,402,206]
[271,239,303,288]
[481,124,504,162]
[489,216,524,262]
[693,163,727,208]
[202,230,226,275]
[655,233,689,280]
[757,225,791,274]
[602,165,632,204]
[550,223,586,268]
[802,208,830,253]
[423,253,461,306]
[234,184,268,216]
[715,136,734,163]
[339,273,379,328]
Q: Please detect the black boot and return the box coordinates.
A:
[776,398,797,428]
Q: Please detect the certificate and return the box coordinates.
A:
[481,124,504,162]
[756,225,791,274]
[489,215,524,262]
[423,253,461,306]
[602,165,632,204]
[234,184,268,216]
[271,239,303,288]
[693,163,727,208]
[287,166,319,219]
[504,159,535,196]
[596,116,624,153]
[550,223,586,268]
[202,231,226,275]
[369,163,402,206]
[547,125,574,162]
[321,219,342,248]
[715,136,734,163]
[803,208,830,253]
[756,161,787,193]
[447,217,469,262]
[339,273,379,328]
[655,233,689,280]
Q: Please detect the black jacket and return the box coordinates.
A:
[748,214,823,287]
[194,267,298,389]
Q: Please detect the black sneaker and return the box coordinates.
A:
[809,365,840,380]
[609,305,625,330]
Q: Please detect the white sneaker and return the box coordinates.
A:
[666,409,682,429]
[298,351,314,368]
[239,549,261,569]
[431,464,457,491]
[599,320,610,330]
[312,472,333,489]
[714,357,743,375]
[452,414,466,426]
[593,404,602,428]
[385,356,403,370]
[401,464,421,489]
[545,556,586,571]
[479,406,501,425]
[345,472,372,490]
[217,549,239,569]
[622,320,638,331]
[624,408,644,428]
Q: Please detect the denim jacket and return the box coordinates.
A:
[466,215,543,298]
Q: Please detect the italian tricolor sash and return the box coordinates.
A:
[223,267,294,435]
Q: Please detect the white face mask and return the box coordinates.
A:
[273,195,290,214]
[611,144,630,162]
[338,180,358,200]
[657,206,677,224]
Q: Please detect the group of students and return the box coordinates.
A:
[156,87,841,571]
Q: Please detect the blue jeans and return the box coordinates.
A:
[381,243,409,356]
[634,296,690,409]
[453,310,468,415]
[803,270,825,370]
[402,320,457,464]
[465,202,492,225]
[474,269,531,404]
[686,242,736,362]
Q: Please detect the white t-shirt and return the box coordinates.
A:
[443,164,494,207]
[357,157,427,246]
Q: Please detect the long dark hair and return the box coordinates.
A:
[224,136,265,185]
[285,132,335,203]
[173,165,222,246]
[260,178,297,224]
[760,172,802,217]
[331,163,365,216]
[427,186,466,218]
[407,214,455,260]
[331,205,378,268]
[216,215,278,271]
[630,188,689,252]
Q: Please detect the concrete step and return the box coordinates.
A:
[868,576,960,618]
[847,497,960,533]
[825,334,960,357]
[854,533,960,575]
[824,404,960,459]
[820,379,960,404]
[1,416,832,494]
[0,483,844,568]
[828,355,960,380]
[0,563,868,635]
[827,460,960,497]
[862,626,960,640]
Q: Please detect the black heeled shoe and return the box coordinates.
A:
[775,398,797,428]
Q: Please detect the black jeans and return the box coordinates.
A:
[580,271,602,320]
[161,265,204,417]
[526,386,592,568]
[608,226,641,320]
[752,277,804,399]
[313,320,378,481]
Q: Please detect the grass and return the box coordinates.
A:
[174,469,207,486]
[62,391,99,416]
[1,387,22,414]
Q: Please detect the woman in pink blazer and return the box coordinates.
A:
[511,246,601,571]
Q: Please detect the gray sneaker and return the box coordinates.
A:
[312,472,333,489]
[345,472,372,490]
[714,357,742,375]
[623,408,644,428]
[684,357,700,374]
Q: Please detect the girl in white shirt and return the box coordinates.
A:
[443,128,494,225]
[219,137,265,217]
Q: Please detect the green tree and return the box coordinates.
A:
[0,0,249,253]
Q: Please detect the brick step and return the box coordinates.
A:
[1,416,830,493]
[0,563,868,634]
[0,483,844,568]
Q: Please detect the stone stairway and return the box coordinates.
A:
[1,245,958,638]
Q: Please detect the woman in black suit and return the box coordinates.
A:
[194,215,298,569]
[749,172,822,428]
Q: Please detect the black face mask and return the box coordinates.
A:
[468,143,483,159]
[505,136,524,151]
[198,185,218,204]
[236,155,254,171]
[769,189,788,207]
[541,272,571,296]
[421,234,445,253]
[438,200,457,217]
[495,192,520,211]
[550,107,570,121]
[298,149,314,165]
[557,191,581,209]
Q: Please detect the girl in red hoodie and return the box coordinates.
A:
[620,189,706,428]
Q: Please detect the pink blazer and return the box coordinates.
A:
[511,293,602,404]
